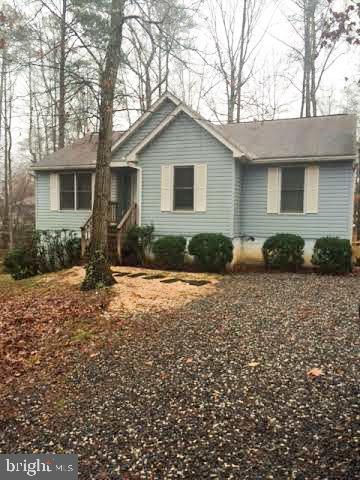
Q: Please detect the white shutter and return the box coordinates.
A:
[49,173,59,211]
[305,165,319,214]
[267,167,280,214]
[195,164,207,212]
[92,173,96,206]
[161,165,172,211]
[110,173,116,202]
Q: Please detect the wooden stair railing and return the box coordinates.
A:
[80,214,92,257]
[116,203,137,264]
[80,201,122,257]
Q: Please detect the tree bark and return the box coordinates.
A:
[310,3,317,116]
[28,61,37,163]
[7,93,13,249]
[236,0,247,123]
[58,0,67,149]
[81,0,125,290]
[304,0,312,117]
[3,63,9,249]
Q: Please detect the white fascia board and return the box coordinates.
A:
[111,93,181,154]
[31,164,96,171]
[252,155,356,165]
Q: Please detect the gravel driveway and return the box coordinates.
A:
[1,273,359,479]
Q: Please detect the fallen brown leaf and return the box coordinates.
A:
[307,367,323,378]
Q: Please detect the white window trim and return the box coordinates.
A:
[59,172,93,212]
[278,166,306,215]
[171,164,196,213]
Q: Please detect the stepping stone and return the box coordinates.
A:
[113,272,131,277]
[161,278,181,284]
[144,274,167,280]
[184,280,210,286]
[128,273,147,278]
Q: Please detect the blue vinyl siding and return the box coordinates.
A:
[138,111,235,237]
[233,161,242,237]
[240,162,353,239]
[36,173,91,232]
[112,99,177,161]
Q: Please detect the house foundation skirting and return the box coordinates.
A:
[232,237,317,267]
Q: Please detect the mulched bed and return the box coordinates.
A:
[0,273,359,479]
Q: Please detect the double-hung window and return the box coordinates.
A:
[59,172,92,210]
[280,167,305,213]
[173,166,194,211]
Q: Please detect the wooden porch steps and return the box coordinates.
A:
[81,203,137,264]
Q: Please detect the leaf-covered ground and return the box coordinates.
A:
[0,272,359,479]
[0,271,111,390]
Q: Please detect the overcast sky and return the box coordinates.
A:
[8,0,359,162]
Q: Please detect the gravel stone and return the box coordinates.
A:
[0,273,359,479]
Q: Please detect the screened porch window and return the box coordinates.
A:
[173,166,194,211]
[280,167,305,213]
[59,172,92,210]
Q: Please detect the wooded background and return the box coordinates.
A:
[0,0,359,250]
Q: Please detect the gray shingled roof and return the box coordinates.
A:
[33,111,357,170]
[219,114,357,160]
[34,131,124,168]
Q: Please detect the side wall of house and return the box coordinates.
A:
[112,99,177,161]
[36,172,92,232]
[236,161,354,264]
[138,111,235,237]
[233,161,242,238]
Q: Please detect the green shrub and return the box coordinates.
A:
[37,230,81,271]
[64,232,81,266]
[4,229,81,280]
[123,225,154,265]
[4,247,38,280]
[188,233,233,272]
[311,237,352,274]
[262,233,304,270]
[153,236,187,269]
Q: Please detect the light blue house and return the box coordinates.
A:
[32,93,357,265]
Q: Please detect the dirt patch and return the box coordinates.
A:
[62,266,219,314]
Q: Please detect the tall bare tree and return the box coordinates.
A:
[206,0,265,123]
[282,0,341,117]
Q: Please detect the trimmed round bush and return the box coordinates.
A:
[188,233,233,272]
[262,233,304,270]
[311,237,352,274]
[153,235,186,269]
[4,247,38,280]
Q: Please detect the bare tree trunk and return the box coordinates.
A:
[82,0,125,290]
[300,64,306,117]
[3,66,9,249]
[304,0,312,117]
[145,67,152,111]
[28,61,37,163]
[0,48,5,146]
[0,47,6,247]
[236,0,247,122]
[58,0,67,149]
[7,93,13,249]
[310,4,317,116]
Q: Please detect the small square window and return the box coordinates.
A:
[280,167,305,213]
[173,166,194,211]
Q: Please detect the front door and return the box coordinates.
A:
[118,173,132,220]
